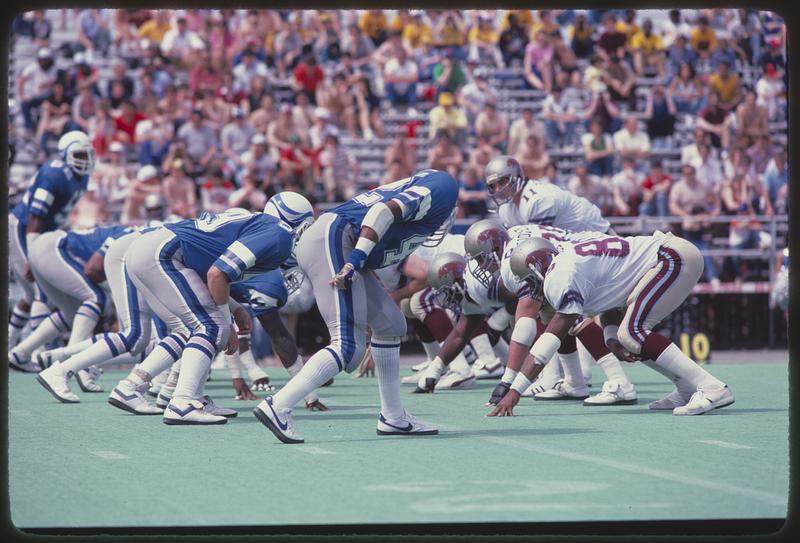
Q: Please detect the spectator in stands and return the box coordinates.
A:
[159,83,191,132]
[341,24,376,68]
[610,157,642,216]
[695,143,727,191]
[468,12,504,68]
[508,106,545,156]
[708,60,742,112]
[359,9,388,47]
[613,116,651,171]
[595,12,627,64]
[162,159,197,217]
[690,15,718,60]
[661,10,692,49]
[427,131,463,179]
[239,134,275,191]
[541,82,578,149]
[268,104,307,155]
[233,49,269,95]
[200,165,236,214]
[639,160,673,218]
[35,80,80,161]
[106,59,135,103]
[384,47,420,115]
[615,9,640,45]
[292,54,324,106]
[137,107,173,169]
[432,11,468,55]
[666,34,698,80]
[161,14,204,67]
[583,88,622,134]
[13,10,52,48]
[137,10,171,48]
[605,53,637,111]
[517,133,550,180]
[746,134,776,177]
[475,98,508,152]
[712,31,744,69]
[457,67,494,125]
[669,164,721,287]
[399,11,432,54]
[17,48,58,133]
[309,107,333,151]
[70,181,106,229]
[316,71,355,136]
[543,162,566,189]
[78,9,112,58]
[758,39,786,82]
[728,9,762,66]
[643,86,677,148]
[229,168,268,211]
[681,127,710,169]
[112,99,147,148]
[631,19,666,77]
[353,75,385,140]
[134,72,162,115]
[247,94,275,135]
[190,52,223,96]
[668,61,705,114]
[549,26,578,74]
[762,145,787,213]
[220,106,255,182]
[499,12,528,67]
[428,92,467,147]
[568,13,594,59]
[697,91,732,149]
[568,164,611,214]
[121,164,163,224]
[65,53,100,99]
[92,141,131,216]
[523,29,553,92]
[468,135,500,178]
[177,108,218,179]
[319,130,359,202]
[755,63,786,120]
[112,10,144,61]
[582,117,615,177]
[72,84,99,134]
[433,48,468,96]
[277,133,313,194]
[273,14,306,77]
[384,135,417,179]
[457,167,489,218]
[85,100,116,157]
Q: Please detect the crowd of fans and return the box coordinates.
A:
[9,8,788,284]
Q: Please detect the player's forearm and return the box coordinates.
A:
[258,313,298,367]
[349,201,400,270]
[437,315,482,364]
[207,267,231,307]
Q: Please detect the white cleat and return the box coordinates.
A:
[201,395,238,418]
[253,397,304,443]
[411,360,431,372]
[107,380,164,415]
[402,373,422,384]
[163,398,227,425]
[36,363,80,403]
[377,409,438,436]
[673,386,735,416]
[584,381,638,406]
[473,357,504,380]
[649,388,692,410]
[156,384,175,409]
[75,367,103,393]
[534,379,590,401]
[147,381,162,397]
[35,350,57,370]
[434,368,477,391]
[413,360,447,393]
[9,352,41,373]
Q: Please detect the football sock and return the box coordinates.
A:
[371,337,404,420]
[11,312,66,360]
[172,335,215,402]
[470,333,496,361]
[450,352,471,373]
[8,305,30,347]
[68,302,102,345]
[421,340,440,361]
[60,335,120,374]
[273,347,339,410]
[578,343,594,384]
[595,353,632,386]
[137,333,186,378]
[558,350,584,389]
[534,355,564,391]
[239,348,269,382]
[28,299,51,330]
[653,343,725,390]
[492,337,509,363]
[640,360,696,398]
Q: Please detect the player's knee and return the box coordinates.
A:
[408,290,430,321]
[617,327,644,355]
[400,298,414,320]
[341,343,367,374]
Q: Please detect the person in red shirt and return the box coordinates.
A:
[292,54,325,105]
[278,133,314,194]
[638,160,673,217]
[113,99,147,147]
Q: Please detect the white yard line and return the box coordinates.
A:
[88,450,129,460]
[295,446,335,455]
[698,440,754,450]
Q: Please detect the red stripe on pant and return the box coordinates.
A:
[628,247,683,347]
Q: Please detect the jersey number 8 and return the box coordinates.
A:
[574,237,630,258]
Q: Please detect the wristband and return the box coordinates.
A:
[530,332,561,365]
[347,246,370,270]
[510,373,533,395]
[224,352,243,379]
[217,303,232,326]
[501,367,518,384]
[603,325,620,344]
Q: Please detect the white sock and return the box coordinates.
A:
[492,336,509,363]
[534,355,564,390]
[240,348,269,382]
[8,305,30,346]
[60,336,120,374]
[421,340,439,361]
[654,343,725,390]
[595,353,632,386]
[577,341,594,384]
[11,314,64,359]
[138,342,182,379]
[52,337,97,362]
[172,340,216,402]
[68,304,101,345]
[450,352,470,373]
[286,356,303,377]
[273,348,340,410]
[371,339,404,420]
[558,350,584,388]
[470,333,496,361]
[29,300,51,329]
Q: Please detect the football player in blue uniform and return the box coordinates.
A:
[8,131,95,357]
[254,169,458,443]
[123,194,313,425]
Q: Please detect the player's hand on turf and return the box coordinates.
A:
[355,351,375,378]
[487,390,520,417]
[225,325,238,355]
[305,398,330,411]
[330,263,356,290]
[606,338,641,363]
[251,377,274,392]
[232,378,258,400]
[485,381,511,406]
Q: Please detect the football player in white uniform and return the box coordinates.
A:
[489,231,734,417]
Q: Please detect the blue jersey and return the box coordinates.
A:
[165,209,294,282]
[65,225,134,262]
[11,159,89,251]
[328,169,459,269]
[230,270,288,318]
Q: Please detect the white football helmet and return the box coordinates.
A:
[264,192,314,240]
[58,131,96,176]
[280,267,315,315]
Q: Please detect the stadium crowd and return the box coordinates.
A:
[9,8,788,286]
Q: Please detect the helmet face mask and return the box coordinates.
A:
[58,131,96,176]
[509,237,558,298]
[427,252,467,313]
[484,155,525,206]
[433,280,465,314]
[422,207,457,248]
[464,219,509,288]
[486,175,521,205]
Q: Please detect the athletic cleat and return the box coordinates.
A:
[411,360,431,372]
[377,409,438,436]
[163,399,227,425]
[35,350,57,370]
[147,382,161,397]
[649,388,692,410]
[673,386,735,416]
[201,395,238,418]
[9,352,40,373]
[583,381,638,406]
[534,379,590,401]
[473,357,504,380]
[156,383,175,409]
[434,368,477,391]
[36,363,80,403]
[107,380,164,415]
[321,378,334,387]
[75,367,103,393]
[413,360,447,393]
[402,373,422,384]
[253,397,304,444]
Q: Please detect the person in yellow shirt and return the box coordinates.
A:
[690,16,718,58]
[434,10,467,48]
[358,9,388,46]
[468,14,503,67]
[529,10,560,42]
[390,9,410,32]
[428,92,467,147]
[137,10,172,45]
[402,11,433,51]
[615,9,640,45]
[501,10,533,32]
[631,19,666,77]
[708,60,741,112]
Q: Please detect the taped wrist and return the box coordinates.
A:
[217,303,232,326]
[511,317,537,345]
[530,332,561,365]
[603,325,620,345]
[224,351,243,379]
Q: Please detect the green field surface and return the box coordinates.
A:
[9,361,788,529]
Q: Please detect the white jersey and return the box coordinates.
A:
[375,234,465,292]
[462,260,505,316]
[498,179,610,233]
[542,231,670,316]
